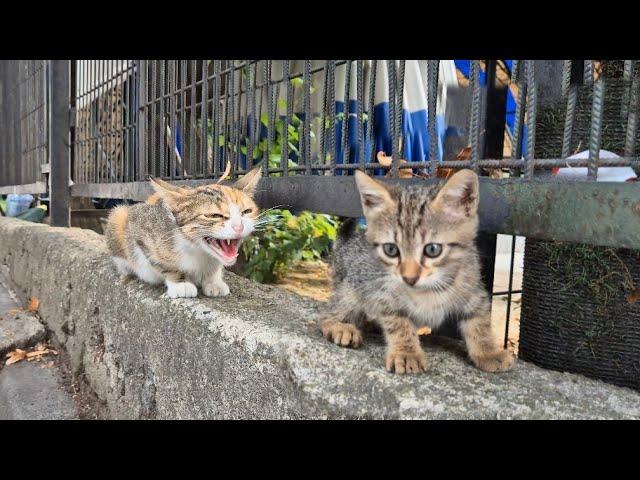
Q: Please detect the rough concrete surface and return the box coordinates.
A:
[0,361,78,419]
[0,311,47,357]
[1,216,639,419]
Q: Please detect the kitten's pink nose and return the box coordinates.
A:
[232,224,244,234]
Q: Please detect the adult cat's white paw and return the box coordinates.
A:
[202,279,230,297]
[165,281,198,299]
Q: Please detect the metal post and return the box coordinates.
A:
[49,60,71,227]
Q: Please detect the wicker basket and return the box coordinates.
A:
[520,240,640,390]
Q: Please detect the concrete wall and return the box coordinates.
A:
[1,216,639,419]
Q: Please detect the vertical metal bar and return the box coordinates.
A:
[320,61,329,168]
[168,60,176,179]
[200,60,208,178]
[356,59,364,170]
[327,60,337,176]
[50,60,70,227]
[108,60,115,183]
[387,60,398,176]
[234,61,243,178]
[427,59,439,173]
[561,60,571,98]
[128,60,135,182]
[524,60,537,179]
[303,60,312,175]
[178,60,187,177]
[281,60,291,176]
[245,61,255,171]
[396,60,406,165]
[469,60,481,172]
[221,63,229,176]
[588,79,605,181]
[159,60,166,178]
[512,69,527,161]
[263,60,272,173]
[583,59,593,85]
[367,60,377,165]
[190,60,197,178]
[69,61,77,191]
[341,61,352,172]
[624,75,639,158]
[139,60,148,181]
[561,84,578,159]
[150,61,157,177]
[97,61,103,184]
[621,60,635,120]
[213,60,221,177]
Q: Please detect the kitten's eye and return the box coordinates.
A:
[382,243,400,258]
[424,243,443,258]
[242,208,253,215]
[206,213,227,220]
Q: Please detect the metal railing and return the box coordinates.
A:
[2,59,639,247]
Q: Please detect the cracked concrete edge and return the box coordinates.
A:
[1,216,639,419]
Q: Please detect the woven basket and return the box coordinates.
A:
[520,240,640,390]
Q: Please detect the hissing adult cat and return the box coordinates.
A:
[318,169,515,374]
[104,165,262,299]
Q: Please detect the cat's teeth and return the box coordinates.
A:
[226,239,230,246]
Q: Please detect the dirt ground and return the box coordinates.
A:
[276,257,522,354]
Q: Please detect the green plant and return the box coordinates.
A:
[241,209,338,283]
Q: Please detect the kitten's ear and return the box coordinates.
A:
[430,169,479,221]
[148,176,187,209]
[233,164,263,197]
[354,170,395,217]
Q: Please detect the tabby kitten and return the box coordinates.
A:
[318,169,515,374]
[104,165,262,298]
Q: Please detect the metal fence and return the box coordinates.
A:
[2,59,640,349]
[0,60,48,194]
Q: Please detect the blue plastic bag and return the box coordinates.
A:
[6,194,34,217]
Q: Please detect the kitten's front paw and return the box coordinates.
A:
[322,321,362,348]
[385,348,428,374]
[471,349,515,373]
[202,280,230,297]
[165,281,198,299]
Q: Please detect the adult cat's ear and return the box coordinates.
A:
[430,169,479,221]
[148,176,187,209]
[354,170,395,217]
[233,164,263,197]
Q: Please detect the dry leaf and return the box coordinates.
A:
[455,146,472,160]
[5,349,27,365]
[27,297,39,313]
[26,348,57,359]
[628,288,640,304]
[417,326,432,336]
[377,151,414,179]
[436,167,456,179]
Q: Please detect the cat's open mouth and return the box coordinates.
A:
[205,237,240,261]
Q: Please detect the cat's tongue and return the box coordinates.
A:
[216,238,239,259]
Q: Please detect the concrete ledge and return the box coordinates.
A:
[1,216,639,419]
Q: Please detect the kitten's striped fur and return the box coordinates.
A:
[104,165,262,299]
[318,169,515,374]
